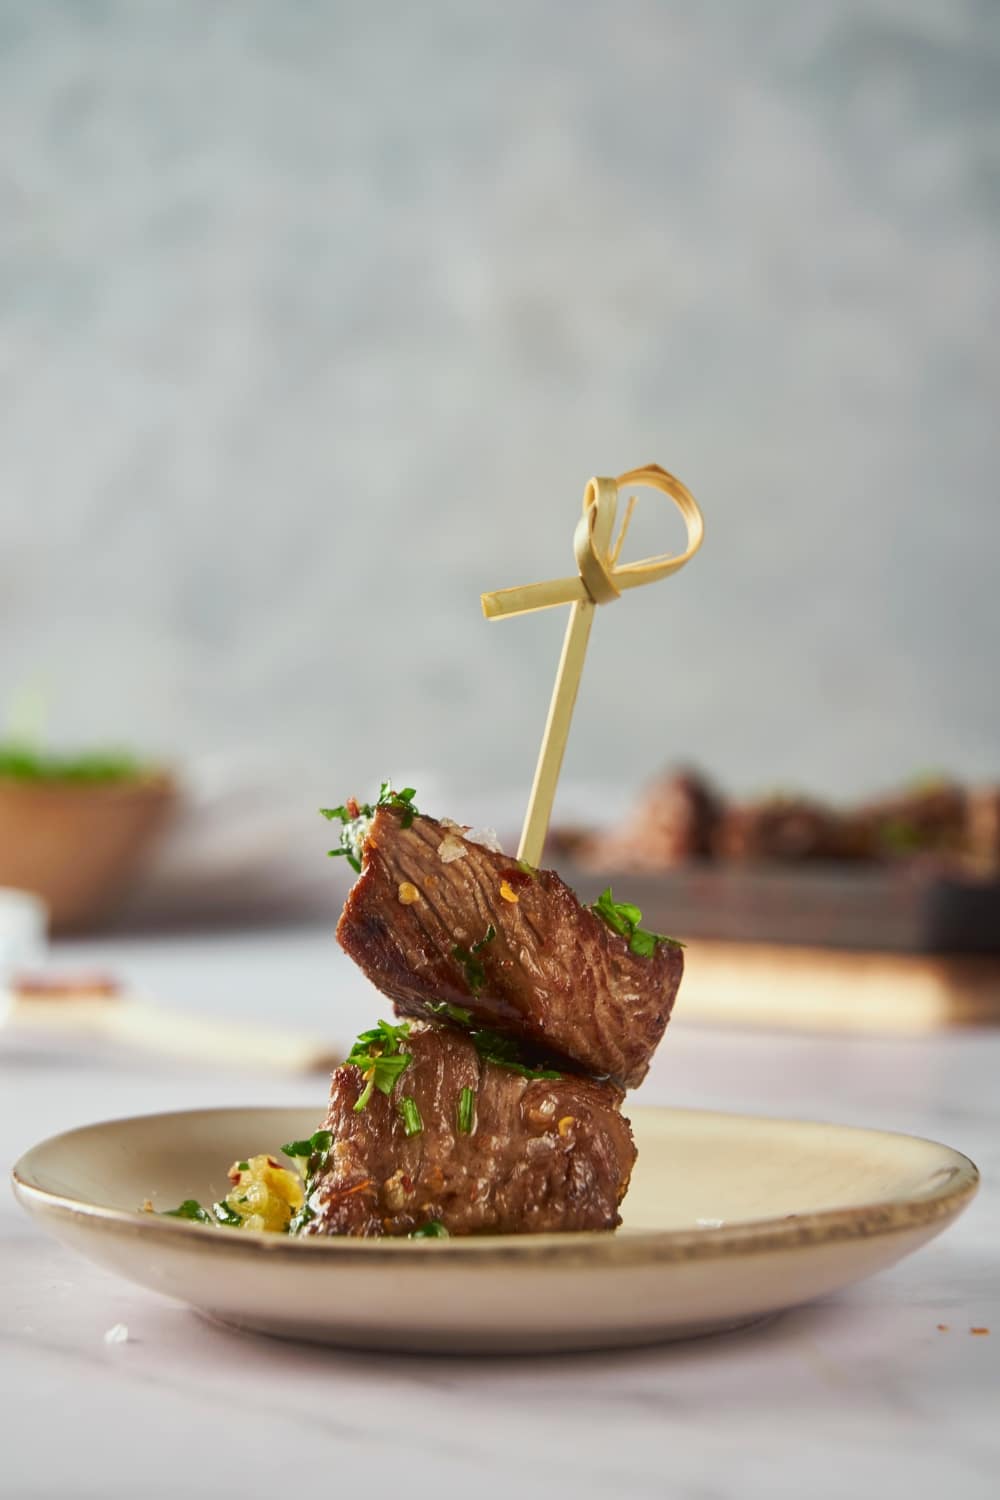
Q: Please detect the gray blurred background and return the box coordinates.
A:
[1,0,998,825]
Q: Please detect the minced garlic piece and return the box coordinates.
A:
[223,1154,304,1233]
[381,1168,415,1213]
[499,880,519,903]
[342,812,373,868]
[464,826,504,853]
[398,881,421,904]
[437,836,467,863]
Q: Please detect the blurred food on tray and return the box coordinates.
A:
[556,767,1000,876]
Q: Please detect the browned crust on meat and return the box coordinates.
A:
[336,807,683,1087]
[301,1023,636,1237]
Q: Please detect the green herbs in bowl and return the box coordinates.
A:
[0,745,151,785]
[0,744,175,930]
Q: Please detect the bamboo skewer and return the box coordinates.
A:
[483,464,704,868]
[517,596,596,868]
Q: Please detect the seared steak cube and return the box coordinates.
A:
[336,806,683,1088]
[857,781,968,859]
[714,796,844,862]
[965,786,1000,869]
[300,1021,636,1237]
[578,768,722,871]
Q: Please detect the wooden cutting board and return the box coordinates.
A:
[677,941,1000,1032]
[556,859,1000,954]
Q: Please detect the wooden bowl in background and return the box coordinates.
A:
[0,774,176,931]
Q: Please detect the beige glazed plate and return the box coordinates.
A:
[12,1106,978,1354]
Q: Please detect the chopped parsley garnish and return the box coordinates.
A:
[159,1198,242,1229]
[287,1204,313,1235]
[398,1096,423,1136]
[409,1220,449,1239]
[320,808,364,872]
[451,923,496,994]
[282,1128,336,1235]
[212,1198,242,1227]
[470,1028,562,1080]
[346,1018,411,1064]
[0,744,149,784]
[236,1160,249,1172]
[282,1129,333,1177]
[426,999,474,1025]
[354,1052,411,1110]
[346,1019,413,1111]
[591,887,684,957]
[321,783,420,871]
[161,1199,214,1224]
[457,1085,476,1134]
[381,784,419,826]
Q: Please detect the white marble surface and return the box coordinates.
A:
[3,927,998,1499]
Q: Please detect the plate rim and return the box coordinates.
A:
[11,1103,979,1269]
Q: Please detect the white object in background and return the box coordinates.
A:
[3,983,342,1076]
[0,888,47,985]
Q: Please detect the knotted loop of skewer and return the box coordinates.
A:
[574,477,622,606]
[482,463,704,867]
[482,464,704,621]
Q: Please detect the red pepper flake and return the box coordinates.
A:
[329,1178,374,1206]
[970,1327,990,1336]
[936,1323,950,1332]
[346,797,361,819]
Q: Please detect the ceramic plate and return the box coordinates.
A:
[12,1106,978,1353]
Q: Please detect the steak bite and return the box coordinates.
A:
[300,1021,636,1237]
[335,805,684,1088]
[714,795,844,862]
[965,785,1000,870]
[856,780,968,860]
[577,768,722,871]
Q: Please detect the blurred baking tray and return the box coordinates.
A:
[556,860,1000,955]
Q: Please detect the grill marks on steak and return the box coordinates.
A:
[336,807,683,1088]
[301,1022,636,1237]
